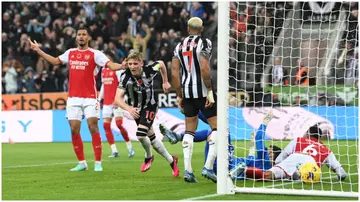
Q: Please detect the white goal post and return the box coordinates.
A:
[216,1,359,198]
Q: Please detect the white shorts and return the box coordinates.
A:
[66,97,100,121]
[102,105,124,118]
[269,153,316,179]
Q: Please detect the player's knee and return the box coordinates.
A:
[136,127,148,137]
[88,124,99,134]
[69,123,80,135]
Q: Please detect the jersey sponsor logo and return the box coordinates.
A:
[84,54,90,60]
[69,60,89,70]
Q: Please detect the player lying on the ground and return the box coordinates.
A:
[242,125,347,182]
[114,52,179,177]
[160,111,277,180]
[98,51,134,158]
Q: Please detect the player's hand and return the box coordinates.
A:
[162,82,171,93]
[177,96,183,111]
[28,38,40,52]
[128,107,140,119]
[121,59,128,69]
[205,90,215,108]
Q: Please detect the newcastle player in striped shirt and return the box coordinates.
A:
[114,52,179,177]
[172,17,217,183]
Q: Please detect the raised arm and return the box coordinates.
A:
[28,38,62,65]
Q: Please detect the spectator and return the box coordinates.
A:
[190,2,204,19]
[20,67,39,93]
[127,23,151,61]
[3,60,19,94]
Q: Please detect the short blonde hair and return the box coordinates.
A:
[187,17,203,30]
[126,51,143,61]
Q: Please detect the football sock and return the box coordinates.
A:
[179,129,210,142]
[103,122,115,145]
[71,134,85,161]
[204,130,217,170]
[182,132,195,172]
[150,134,173,163]
[116,120,130,142]
[110,144,118,153]
[137,128,152,158]
[91,132,102,161]
[245,166,264,179]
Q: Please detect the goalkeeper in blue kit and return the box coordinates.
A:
[160,111,279,181]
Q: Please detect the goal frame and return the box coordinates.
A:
[216,1,358,198]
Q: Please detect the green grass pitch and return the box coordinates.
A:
[2,140,358,200]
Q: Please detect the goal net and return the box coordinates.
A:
[217,1,358,198]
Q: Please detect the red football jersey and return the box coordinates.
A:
[294,137,331,167]
[101,68,122,105]
[58,48,110,99]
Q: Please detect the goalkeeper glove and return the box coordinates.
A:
[207,90,215,103]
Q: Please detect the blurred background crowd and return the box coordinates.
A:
[2,2,217,94]
[2,2,358,107]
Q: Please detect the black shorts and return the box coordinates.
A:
[182,95,217,119]
[135,104,158,128]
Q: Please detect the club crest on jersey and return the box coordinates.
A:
[84,54,90,60]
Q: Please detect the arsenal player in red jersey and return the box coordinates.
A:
[98,51,134,158]
[263,125,347,181]
[28,27,126,172]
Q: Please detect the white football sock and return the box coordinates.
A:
[204,131,217,170]
[138,136,152,158]
[182,133,194,172]
[151,136,173,163]
[126,141,133,150]
[110,144,118,153]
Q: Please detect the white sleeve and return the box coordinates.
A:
[94,50,110,68]
[173,43,180,59]
[58,49,71,64]
[323,152,347,181]
[115,70,123,82]
[275,139,296,164]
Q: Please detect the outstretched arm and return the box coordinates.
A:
[28,38,62,65]
[255,124,267,159]
[324,152,347,181]
[106,59,128,71]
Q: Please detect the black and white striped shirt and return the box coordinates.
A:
[118,62,160,108]
[173,35,212,99]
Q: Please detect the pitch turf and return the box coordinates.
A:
[2,141,358,200]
